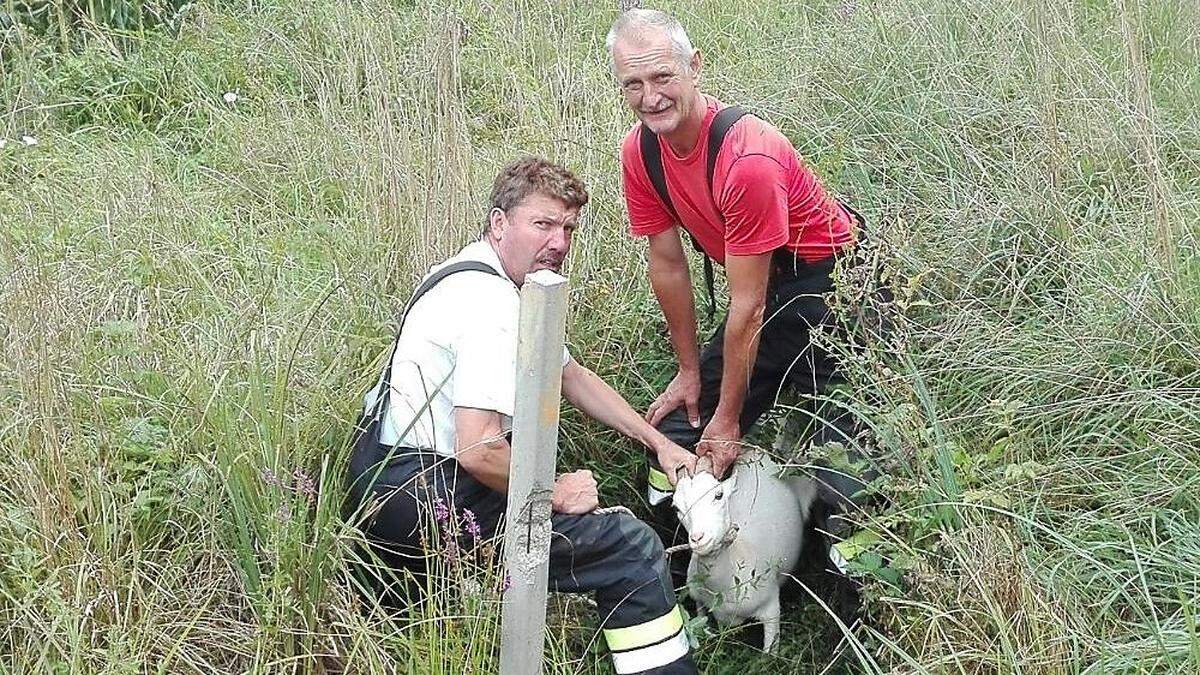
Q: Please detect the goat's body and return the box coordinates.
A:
[683,452,813,652]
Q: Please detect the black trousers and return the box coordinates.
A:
[345,447,697,675]
[647,250,877,542]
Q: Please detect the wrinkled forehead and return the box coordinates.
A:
[510,192,580,224]
[612,31,682,70]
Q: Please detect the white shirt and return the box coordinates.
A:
[364,240,572,457]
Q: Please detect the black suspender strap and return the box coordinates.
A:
[639,106,750,318]
[706,106,750,188]
[639,121,678,223]
[363,260,503,426]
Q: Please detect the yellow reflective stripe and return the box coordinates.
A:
[647,467,674,493]
[609,629,689,673]
[603,605,684,652]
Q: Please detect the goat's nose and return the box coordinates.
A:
[689,533,704,544]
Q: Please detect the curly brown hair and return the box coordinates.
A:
[484,157,589,233]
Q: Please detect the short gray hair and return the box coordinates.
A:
[605,9,695,73]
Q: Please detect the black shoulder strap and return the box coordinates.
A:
[707,106,750,191]
[638,105,751,318]
[639,123,678,223]
[638,105,751,215]
[366,260,503,422]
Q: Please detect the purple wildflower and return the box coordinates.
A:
[502,573,513,592]
[261,468,283,489]
[292,468,316,500]
[433,497,450,524]
[463,508,481,540]
[443,538,459,566]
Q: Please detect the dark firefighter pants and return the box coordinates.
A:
[645,250,879,539]
[346,447,697,675]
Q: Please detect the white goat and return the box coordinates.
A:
[672,450,815,652]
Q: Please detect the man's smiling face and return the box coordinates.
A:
[612,30,702,138]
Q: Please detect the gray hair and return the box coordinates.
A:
[605,9,695,73]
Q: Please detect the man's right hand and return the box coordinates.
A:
[655,441,698,486]
[646,368,702,428]
[551,470,599,514]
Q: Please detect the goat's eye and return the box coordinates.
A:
[713,490,724,501]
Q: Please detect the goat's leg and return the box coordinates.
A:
[757,592,782,653]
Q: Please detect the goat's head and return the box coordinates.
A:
[672,455,738,556]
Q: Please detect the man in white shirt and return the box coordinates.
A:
[346,158,698,675]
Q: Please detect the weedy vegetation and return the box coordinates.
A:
[1,0,1198,672]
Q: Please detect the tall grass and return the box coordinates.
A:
[1,0,1197,672]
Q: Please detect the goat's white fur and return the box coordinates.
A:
[672,450,815,653]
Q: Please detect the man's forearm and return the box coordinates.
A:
[458,436,596,514]
[454,408,513,493]
[650,254,702,373]
[712,302,764,424]
[562,363,672,453]
[456,436,511,493]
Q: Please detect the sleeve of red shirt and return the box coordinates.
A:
[620,128,675,238]
[718,154,789,256]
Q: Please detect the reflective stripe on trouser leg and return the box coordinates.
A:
[547,513,695,674]
[604,605,690,674]
[647,466,674,505]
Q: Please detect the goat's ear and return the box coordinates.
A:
[696,454,714,476]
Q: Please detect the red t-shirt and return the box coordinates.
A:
[620,96,854,265]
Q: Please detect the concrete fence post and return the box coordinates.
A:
[499,269,569,675]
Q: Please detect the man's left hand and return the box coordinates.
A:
[697,417,741,478]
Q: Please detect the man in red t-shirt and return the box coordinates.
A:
[607,9,875,580]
